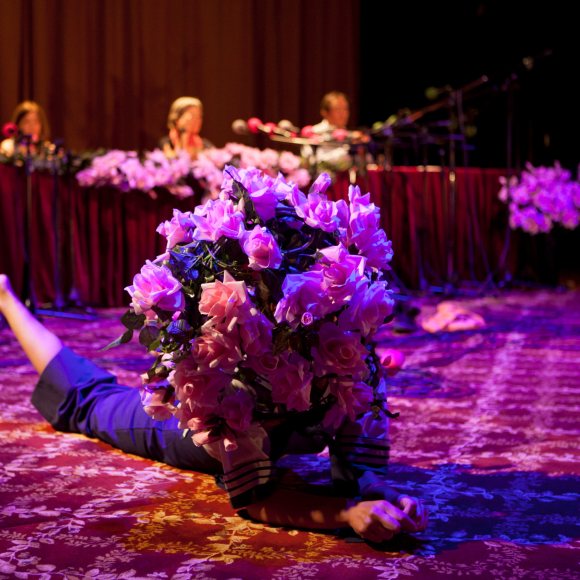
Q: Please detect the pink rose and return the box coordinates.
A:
[139,386,176,421]
[191,327,243,371]
[244,351,281,376]
[278,151,301,173]
[242,225,283,270]
[199,271,256,327]
[285,168,311,188]
[173,357,232,423]
[268,352,313,412]
[311,322,369,379]
[219,389,255,432]
[322,379,374,428]
[125,260,184,315]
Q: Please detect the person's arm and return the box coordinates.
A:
[329,400,429,535]
[243,481,418,543]
[358,475,429,533]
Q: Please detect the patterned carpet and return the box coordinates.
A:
[0,289,579,579]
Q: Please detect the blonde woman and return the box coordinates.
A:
[161,96,214,160]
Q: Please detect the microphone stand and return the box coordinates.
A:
[455,86,493,290]
[480,72,520,291]
[21,135,37,312]
[51,143,65,309]
[442,90,458,294]
[34,142,97,321]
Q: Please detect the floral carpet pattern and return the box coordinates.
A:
[1,289,579,579]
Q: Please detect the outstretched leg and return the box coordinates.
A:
[0,273,221,474]
[0,274,62,374]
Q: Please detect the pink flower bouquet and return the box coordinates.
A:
[111,166,396,451]
[499,162,580,234]
[191,142,310,199]
[76,148,195,199]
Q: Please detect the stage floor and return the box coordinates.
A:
[0,289,579,579]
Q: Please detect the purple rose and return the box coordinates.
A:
[356,229,394,270]
[314,244,366,307]
[294,192,343,233]
[339,280,394,336]
[192,198,245,241]
[308,172,332,195]
[156,209,196,249]
[242,225,283,270]
[273,271,329,327]
[125,260,184,314]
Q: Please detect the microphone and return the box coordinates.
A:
[371,113,401,135]
[425,84,453,100]
[2,122,18,139]
[425,75,489,101]
[234,117,295,138]
[250,117,294,138]
[231,118,249,135]
[522,48,553,71]
[278,119,300,135]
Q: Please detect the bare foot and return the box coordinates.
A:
[0,274,16,314]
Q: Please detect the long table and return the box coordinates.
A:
[0,163,572,307]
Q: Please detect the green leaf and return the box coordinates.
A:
[139,325,161,348]
[230,175,259,224]
[272,325,294,355]
[121,310,146,330]
[101,329,134,351]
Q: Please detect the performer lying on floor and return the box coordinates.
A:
[0,274,427,543]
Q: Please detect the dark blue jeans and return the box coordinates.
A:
[31,347,222,475]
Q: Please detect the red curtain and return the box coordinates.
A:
[4,164,565,307]
[0,0,360,153]
[328,167,518,290]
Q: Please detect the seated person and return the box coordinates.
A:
[0,273,427,544]
[312,90,351,135]
[0,100,51,157]
[160,96,214,161]
[303,91,367,174]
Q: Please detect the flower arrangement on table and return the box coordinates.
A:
[76,148,195,199]
[0,121,72,174]
[191,142,310,199]
[498,162,580,234]
[109,165,397,450]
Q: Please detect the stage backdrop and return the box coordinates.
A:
[0,0,360,153]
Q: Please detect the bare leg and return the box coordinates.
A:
[0,274,63,374]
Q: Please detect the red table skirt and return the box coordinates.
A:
[0,164,574,307]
